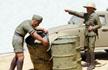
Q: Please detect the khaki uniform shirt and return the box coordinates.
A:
[68,10,102,36]
[15,20,35,37]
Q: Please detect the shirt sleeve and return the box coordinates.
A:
[23,23,36,34]
[68,10,84,18]
[93,14,102,30]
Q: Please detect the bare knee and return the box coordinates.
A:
[16,52,24,61]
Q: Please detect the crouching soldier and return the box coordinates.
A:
[9,15,49,70]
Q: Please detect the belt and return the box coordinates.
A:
[15,32,24,37]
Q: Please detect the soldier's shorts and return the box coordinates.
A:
[12,35,24,52]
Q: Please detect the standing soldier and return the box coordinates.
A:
[9,15,49,70]
[65,2,102,70]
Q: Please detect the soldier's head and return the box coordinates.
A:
[83,2,96,14]
[32,15,43,27]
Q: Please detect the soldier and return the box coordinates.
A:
[65,2,102,70]
[9,15,49,70]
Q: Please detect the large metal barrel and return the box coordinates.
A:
[51,35,82,70]
[27,44,52,70]
[25,31,52,70]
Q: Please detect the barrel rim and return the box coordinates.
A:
[52,35,79,44]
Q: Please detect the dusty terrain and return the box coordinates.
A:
[0,50,108,70]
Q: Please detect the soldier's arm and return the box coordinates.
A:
[24,23,48,46]
[35,27,48,33]
[35,27,44,30]
[65,9,84,18]
[93,15,102,30]
[30,31,48,46]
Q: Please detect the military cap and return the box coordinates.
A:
[32,14,43,21]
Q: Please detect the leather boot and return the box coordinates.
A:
[87,52,95,70]
[82,51,91,67]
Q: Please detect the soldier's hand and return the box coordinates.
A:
[64,9,71,13]
[42,39,49,47]
[43,28,48,34]
[88,26,93,31]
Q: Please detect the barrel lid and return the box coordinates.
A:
[52,36,78,45]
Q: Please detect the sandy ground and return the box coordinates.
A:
[0,51,108,70]
[0,52,33,70]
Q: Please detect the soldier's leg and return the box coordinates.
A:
[84,36,89,51]
[85,50,91,67]
[10,35,24,70]
[9,56,17,70]
[9,52,24,70]
[16,52,24,70]
[87,36,96,70]
[83,37,91,67]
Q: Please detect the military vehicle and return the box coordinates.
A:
[48,10,108,52]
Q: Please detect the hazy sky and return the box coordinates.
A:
[0,0,108,53]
